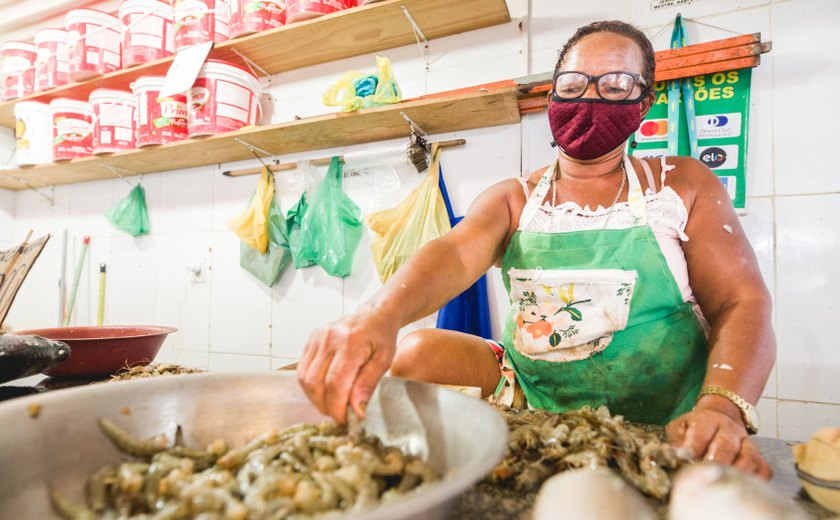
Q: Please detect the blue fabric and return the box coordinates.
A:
[434,164,493,339]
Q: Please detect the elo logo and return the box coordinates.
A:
[701,147,727,168]
[705,115,729,127]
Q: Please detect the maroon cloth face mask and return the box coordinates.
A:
[548,99,643,160]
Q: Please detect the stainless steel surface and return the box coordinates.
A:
[0,372,508,520]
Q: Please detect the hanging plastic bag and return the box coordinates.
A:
[228,167,274,254]
[435,157,492,339]
[322,55,402,112]
[296,157,363,278]
[365,143,451,283]
[285,191,312,269]
[105,184,150,237]
[239,194,291,287]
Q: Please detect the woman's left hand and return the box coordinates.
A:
[666,408,773,480]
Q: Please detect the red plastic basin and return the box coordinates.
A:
[11,326,177,378]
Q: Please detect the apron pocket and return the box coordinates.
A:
[508,268,637,362]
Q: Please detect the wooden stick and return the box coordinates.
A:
[656,56,760,82]
[1,230,34,290]
[657,44,761,71]
[222,139,467,177]
[655,33,760,61]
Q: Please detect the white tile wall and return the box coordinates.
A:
[778,400,840,442]
[775,193,840,404]
[4,0,840,440]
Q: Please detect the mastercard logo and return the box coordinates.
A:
[640,120,668,136]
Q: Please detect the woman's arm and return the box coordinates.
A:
[297,179,522,423]
[664,156,775,478]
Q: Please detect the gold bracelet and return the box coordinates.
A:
[697,385,760,435]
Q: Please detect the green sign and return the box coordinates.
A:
[630,68,752,209]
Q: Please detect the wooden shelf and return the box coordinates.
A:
[0,83,520,190]
[0,0,510,128]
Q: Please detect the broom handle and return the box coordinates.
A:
[63,236,90,327]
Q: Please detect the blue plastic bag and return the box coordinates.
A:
[435,158,492,339]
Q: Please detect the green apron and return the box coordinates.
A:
[497,156,707,425]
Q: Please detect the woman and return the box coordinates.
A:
[298,21,775,478]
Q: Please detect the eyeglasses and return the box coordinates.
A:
[552,71,648,102]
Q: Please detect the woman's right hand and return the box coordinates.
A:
[296,306,400,424]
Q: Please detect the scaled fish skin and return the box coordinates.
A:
[0,334,71,383]
[669,463,808,520]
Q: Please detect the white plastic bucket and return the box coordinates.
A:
[285,0,346,24]
[230,0,285,37]
[132,75,189,146]
[65,9,122,81]
[119,0,175,67]
[1,41,38,100]
[188,59,260,136]
[14,101,53,166]
[34,29,71,92]
[50,98,94,161]
[90,88,137,154]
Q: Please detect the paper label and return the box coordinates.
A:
[159,40,213,98]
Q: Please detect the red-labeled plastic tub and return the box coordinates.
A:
[90,89,137,154]
[215,0,231,42]
[50,98,94,160]
[34,29,71,92]
[172,0,216,49]
[132,75,189,146]
[285,0,347,23]
[120,0,175,67]
[1,41,37,100]
[230,0,285,37]
[65,9,122,81]
[188,59,260,136]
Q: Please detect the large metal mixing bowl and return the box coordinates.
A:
[0,372,508,519]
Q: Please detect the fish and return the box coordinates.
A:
[532,468,657,520]
[669,463,808,520]
[0,334,71,383]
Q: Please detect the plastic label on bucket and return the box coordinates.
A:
[174,0,216,49]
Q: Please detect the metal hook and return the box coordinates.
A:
[399,112,428,137]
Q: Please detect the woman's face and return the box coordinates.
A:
[560,32,654,112]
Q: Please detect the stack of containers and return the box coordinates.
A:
[172,0,227,49]
[65,9,122,81]
[285,0,349,23]
[14,102,53,165]
[34,29,71,91]
[229,0,285,37]
[132,75,189,146]
[119,0,175,67]
[90,89,137,154]
[187,59,260,136]
[0,41,38,100]
[50,98,94,160]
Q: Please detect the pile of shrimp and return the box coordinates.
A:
[488,405,690,500]
[50,416,439,519]
[106,363,206,382]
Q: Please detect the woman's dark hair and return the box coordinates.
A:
[554,20,656,89]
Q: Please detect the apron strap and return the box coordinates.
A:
[518,162,556,230]
[637,157,657,195]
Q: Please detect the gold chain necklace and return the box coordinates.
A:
[551,159,627,212]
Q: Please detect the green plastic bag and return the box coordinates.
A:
[322,56,402,112]
[239,196,291,287]
[105,184,150,237]
[285,191,312,269]
[296,157,363,277]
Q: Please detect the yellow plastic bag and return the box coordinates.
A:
[228,167,274,254]
[365,143,451,283]
[323,56,402,112]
